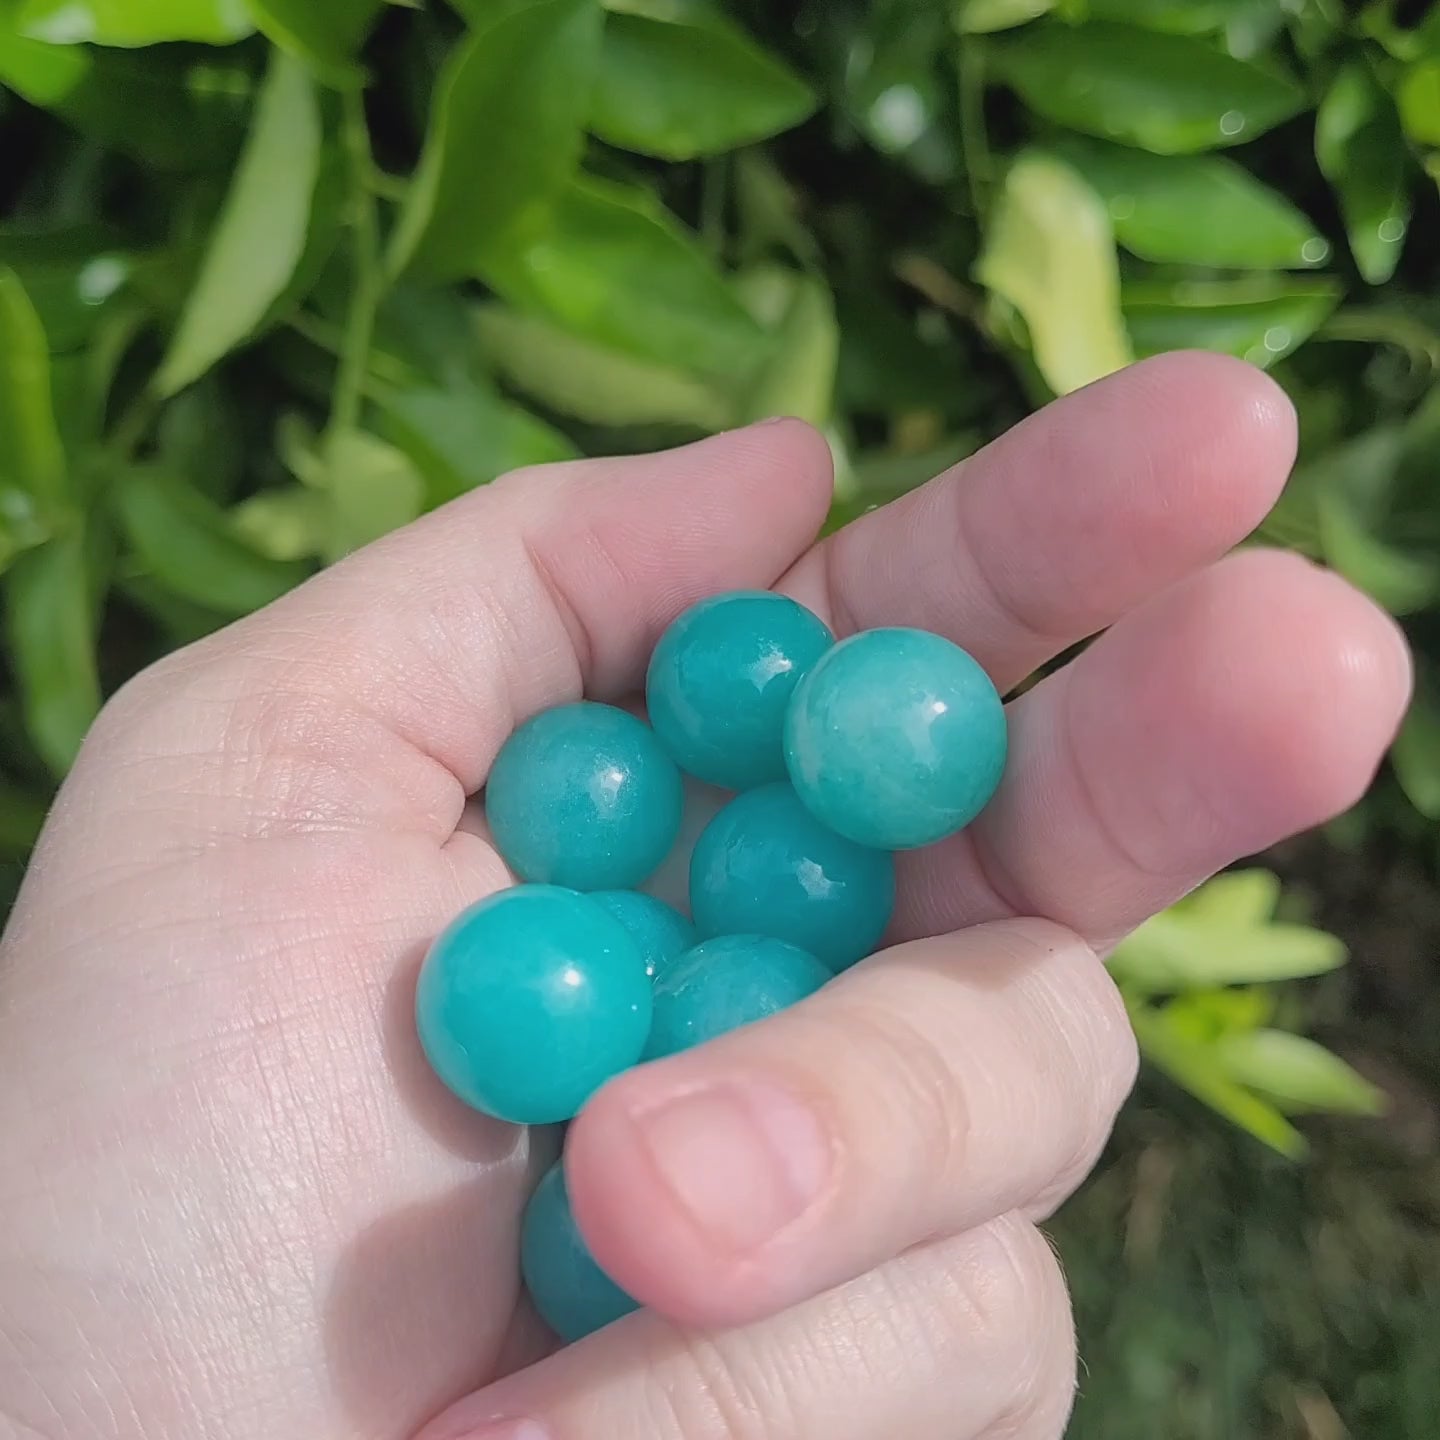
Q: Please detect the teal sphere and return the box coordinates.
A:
[646,590,834,790]
[521,1160,640,1342]
[785,628,1007,850]
[415,885,651,1125]
[486,702,684,891]
[644,935,831,1059]
[591,890,697,986]
[688,783,894,973]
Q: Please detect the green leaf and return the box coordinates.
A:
[113,465,310,617]
[388,0,602,282]
[17,0,254,46]
[0,236,134,355]
[1080,0,1275,34]
[1398,57,1440,147]
[735,268,839,428]
[1110,908,1347,994]
[976,150,1133,396]
[378,384,578,505]
[229,486,329,562]
[1174,869,1282,927]
[954,0,1053,33]
[1130,1000,1307,1158]
[316,429,425,562]
[155,52,321,398]
[0,3,90,102]
[481,174,770,379]
[990,22,1306,154]
[589,7,815,160]
[1050,136,1328,269]
[1317,490,1440,615]
[1122,276,1341,368]
[0,778,48,857]
[1316,62,1412,286]
[0,269,64,569]
[1392,671,1440,821]
[474,302,731,429]
[4,533,101,776]
[246,0,385,81]
[1214,1030,1388,1117]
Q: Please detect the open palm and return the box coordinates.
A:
[0,355,1409,1440]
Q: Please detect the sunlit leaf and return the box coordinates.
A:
[1398,57,1440,146]
[1051,136,1328,269]
[317,429,425,562]
[735,267,840,428]
[1215,1030,1388,1116]
[388,0,601,281]
[473,302,731,430]
[990,21,1306,154]
[229,486,329,561]
[1173,869,1282,927]
[0,2,90,102]
[480,174,770,378]
[0,268,67,542]
[1123,275,1341,368]
[247,0,385,81]
[954,0,1053,33]
[155,51,322,397]
[1316,62,1412,285]
[113,465,310,616]
[590,6,815,160]
[17,0,254,46]
[976,150,1132,396]
[4,532,101,775]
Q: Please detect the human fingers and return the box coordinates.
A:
[566,919,1133,1329]
[415,1213,1076,1440]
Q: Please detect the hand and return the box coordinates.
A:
[0,354,1408,1440]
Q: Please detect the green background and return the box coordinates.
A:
[3,0,1440,1434]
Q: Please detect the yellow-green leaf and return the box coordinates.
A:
[735,268,839,428]
[319,430,425,562]
[0,3,91,101]
[1214,1030,1388,1117]
[155,51,322,397]
[1174,869,1282,927]
[976,150,1133,396]
[17,0,253,46]
[246,0,384,81]
[0,268,66,535]
[954,0,1053,33]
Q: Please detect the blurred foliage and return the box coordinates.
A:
[3,0,1440,1429]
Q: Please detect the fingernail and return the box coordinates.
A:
[631,1078,833,1254]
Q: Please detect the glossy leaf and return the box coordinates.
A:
[1109,908,1347,994]
[1398,57,1440,146]
[0,3,90,102]
[318,430,425,562]
[0,269,67,536]
[113,466,310,617]
[4,533,101,775]
[481,175,769,378]
[976,150,1132,396]
[1050,136,1328,269]
[954,0,1053,33]
[473,303,731,430]
[378,384,577,505]
[590,8,816,160]
[735,268,839,428]
[155,51,322,397]
[1122,276,1341,368]
[247,0,385,80]
[1215,1030,1388,1116]
[1130,1001,1306,1158]
[990,22,1306,154]
[17,0,254,46]
[388,0,601,281]
[1316,63,1412,285]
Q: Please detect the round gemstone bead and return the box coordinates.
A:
[486,701,684,891]
[644,934,831,1060]
[521,1160,640,1343]
[646,590,834,791]
[590,890,697,986]
[689,783,895,973]
[415,884,651,1125]
[784,628,1007,850]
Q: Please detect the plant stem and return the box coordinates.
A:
[329,88,385,442]
[957,40,993,222]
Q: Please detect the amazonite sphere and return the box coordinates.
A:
[521,1161,640,1342]
[646,590,834,790]
[486,702,684,891]
[591,890,697,986]
[785,628,1007,850]
[643,935,830,1059]
[688,783,894,972]
[415,885,651,1125]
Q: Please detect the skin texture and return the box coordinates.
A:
[0,353,1411,1440]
